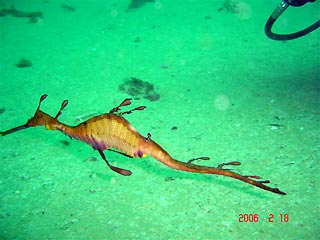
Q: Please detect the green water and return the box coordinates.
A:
[0,0,319,239]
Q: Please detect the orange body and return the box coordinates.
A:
[54,114,145,156]
[1,94,286,195]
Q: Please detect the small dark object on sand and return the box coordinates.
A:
[0,6,43,23]
[128,0,154,10]
[15,58,32,68]
[119,77,160,101]
[217,0,239,13]
[0,108,5,115]
[60,140,70,146]
[61,4,76,12]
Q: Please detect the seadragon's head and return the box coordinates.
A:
[1,94,68,136]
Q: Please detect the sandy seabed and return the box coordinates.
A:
[0,1,319,239]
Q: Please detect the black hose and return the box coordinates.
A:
[265,0,320,40]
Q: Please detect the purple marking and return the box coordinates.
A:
[135,150,143,158]
[90,137,105,150]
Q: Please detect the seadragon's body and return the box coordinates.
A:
[1,94,286,195]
